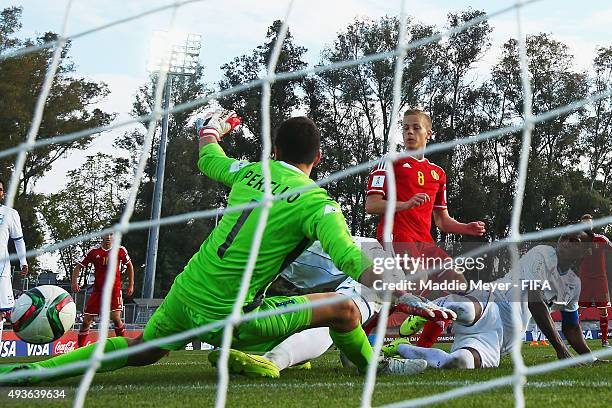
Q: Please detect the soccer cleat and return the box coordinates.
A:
[377,357,427,375]
[399,315,428,337]
[539,340,550,346]
[602,340,611,348]
[289,361,311,370]
[529,340,539,346]
[0,363,40,385]
[208,349,280,379]
[339,352,356,369]
[382,338,411,358]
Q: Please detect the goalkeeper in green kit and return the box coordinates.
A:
[0,111,455,383]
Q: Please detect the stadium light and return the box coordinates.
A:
[142,31,202,299]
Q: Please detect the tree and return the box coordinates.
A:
[580,47,612,196]
[302,16,440,236]
[218,20,308,162]
[487,34,589,231]
[41,153,128,277]
[0,7,114,194]
[423,10,492,241]
[0,7,114,271]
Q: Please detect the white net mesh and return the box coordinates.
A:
[1,1,612,407]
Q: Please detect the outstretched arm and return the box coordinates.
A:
[528,290,572,359]
[196,111,245,186]
[433,208,485,236]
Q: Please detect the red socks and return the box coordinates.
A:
[114,324,125,337]
[601,315,609,342]
[77,330,89,348]
[416,320,448,348]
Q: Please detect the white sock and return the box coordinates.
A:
[396,344,475,369]
[263,327,333,370]
[0,316,4,344]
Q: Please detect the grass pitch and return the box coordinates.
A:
[1,340,611,407]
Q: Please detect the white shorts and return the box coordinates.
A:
[335,277,382,323]
[450,300,503,368]
[0,264,15,311]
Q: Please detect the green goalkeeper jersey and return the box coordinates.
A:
[172,143,372,318]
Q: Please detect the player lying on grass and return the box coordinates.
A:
[252,232,604,374]
[396,232,602,369]
[0,112,456,384]
[210,238,457,378]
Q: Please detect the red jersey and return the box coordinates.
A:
[579,233,611,301]
[78,245,131,292]
[367,155,447,243]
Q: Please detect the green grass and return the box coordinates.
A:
[1,341,611,407]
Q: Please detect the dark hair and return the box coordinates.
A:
[274,117,320,165]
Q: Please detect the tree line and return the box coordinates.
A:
[1,7,610,296]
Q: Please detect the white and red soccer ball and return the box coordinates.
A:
[11,285,76,344]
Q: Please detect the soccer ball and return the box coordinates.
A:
[11,285,76,344]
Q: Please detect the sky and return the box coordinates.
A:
[4,0,611,196]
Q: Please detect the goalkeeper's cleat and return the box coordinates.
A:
[0,363,40,385]
[289,361,312,370]
[395,294,457,321]
[382,338,411,358]
[529,340,539,346]
[539,340,550,346]
[602,340,610,348]
[196,110,241,141]
[399,315,428,337]
[339,352,356,369]
[208,349,280,379]
[377,357,427,376]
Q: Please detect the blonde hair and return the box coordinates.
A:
[403,109,432,129]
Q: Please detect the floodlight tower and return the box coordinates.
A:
[142,32,202,299]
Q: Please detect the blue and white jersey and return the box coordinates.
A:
[493,245,581,355]
[0,204,25,276]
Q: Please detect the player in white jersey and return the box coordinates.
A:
[0,179,29,342]
[397,232,595,368]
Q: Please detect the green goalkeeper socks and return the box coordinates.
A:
[329,326,372,371]
[35,336,129,380]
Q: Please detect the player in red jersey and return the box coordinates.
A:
[71,232,134,348]
[578,214,611,347]
[365,109,485,346]
[365,109,485,272]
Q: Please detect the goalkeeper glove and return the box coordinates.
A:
[195,110,241,141]
[395,293,457,320]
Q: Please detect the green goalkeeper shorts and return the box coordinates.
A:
[142,287,312,353]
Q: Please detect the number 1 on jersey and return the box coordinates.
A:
[217,201,257,259]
